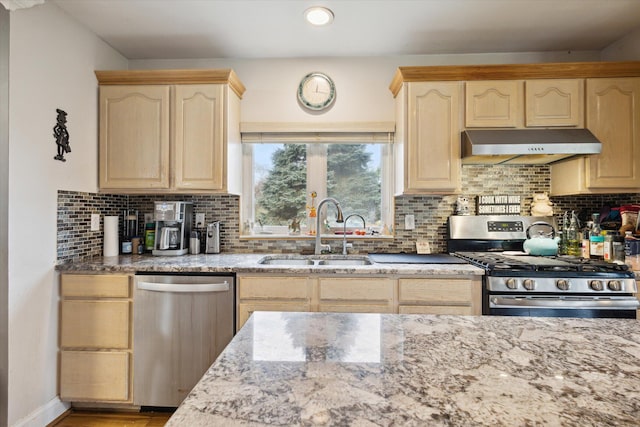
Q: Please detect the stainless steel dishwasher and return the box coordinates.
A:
[133,273,235,407]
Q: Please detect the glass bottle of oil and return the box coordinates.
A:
[566,212,581,257]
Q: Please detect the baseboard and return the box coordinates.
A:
[13,397,69,427]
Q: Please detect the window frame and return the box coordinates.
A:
[240,128,394,237]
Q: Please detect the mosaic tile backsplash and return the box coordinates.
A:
[56,164,640,262]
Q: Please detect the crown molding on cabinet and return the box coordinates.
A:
[95,68,246,98]
[389,61,640,97]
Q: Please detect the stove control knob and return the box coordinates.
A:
[505,278,518,289]
[590,280,604,291]
[607,280,622,291]
[556,279,570,291]
[522,279,536,291]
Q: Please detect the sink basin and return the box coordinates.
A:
[258,258,315,265]
[317,259,372,266]
[257,256,372,266]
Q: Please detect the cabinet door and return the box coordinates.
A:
[60,351,129,402]
[465,80,523,128]
[407,82,462,192]
[174,84,225,190]
[586,77,640,189]
[525,79,584,127]
[99,85,170,189]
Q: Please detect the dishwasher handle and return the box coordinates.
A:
[136,280,229,293]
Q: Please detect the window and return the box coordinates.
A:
[241,131,393,236]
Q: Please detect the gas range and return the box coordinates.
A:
[455,251,636,293]
[448,215,639,318]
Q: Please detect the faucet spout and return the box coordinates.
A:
[314,197,344,255]
[342,214,366,255]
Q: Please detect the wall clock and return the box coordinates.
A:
[297,72,336,111]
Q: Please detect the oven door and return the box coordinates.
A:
[488,294,639,318]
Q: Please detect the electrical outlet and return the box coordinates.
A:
[195,213,205,228]
[91,213,100,231]
[405,214,415,230]
[416,240,431,254]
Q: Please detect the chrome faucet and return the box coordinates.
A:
[342,214,366,255]
[314,197,344,255]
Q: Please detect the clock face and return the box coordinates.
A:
[297,72,336,111]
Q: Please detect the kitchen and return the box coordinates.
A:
[2,1,640,426]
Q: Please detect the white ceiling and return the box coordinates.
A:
[51,0,640,60]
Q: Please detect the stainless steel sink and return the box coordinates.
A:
[258,258,315,265]
[317,259,372,266]
[257,255,372,266]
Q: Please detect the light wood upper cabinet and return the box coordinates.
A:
[395,81,462,194]
[99,85,170,190]
[525,79,584,127]
[585,77,640,189]
[96,69,244,194]
[551,77,640,195]
[173,84,224,190]
[465,80,523,128]
[465,79,583,128]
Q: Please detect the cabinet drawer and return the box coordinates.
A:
[61,301,130,349]
[61,274,130,298]
[398,278,475,305]
[399,305,475,315]
[238,302,310,329]
[238,276,310,300]
[318,278,394,302]
[319,304,395,314]
[60,351,129,402]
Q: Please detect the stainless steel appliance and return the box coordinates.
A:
[133,273,235,407]
[205,221,220,254]
[448,215,639,318]
[152,201,193,256]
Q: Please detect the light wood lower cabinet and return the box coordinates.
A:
[59,274,133,403]
[237,274,482,328]
[237,276,312,328]
[318,278,395,313]
[398,277,481,316]
[60,351,130,402]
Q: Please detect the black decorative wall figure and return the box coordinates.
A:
[53,108,71,161]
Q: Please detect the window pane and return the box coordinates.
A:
[327,144,382,227]
[254,144,307,227]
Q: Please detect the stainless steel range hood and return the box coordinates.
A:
[462,129,602,165]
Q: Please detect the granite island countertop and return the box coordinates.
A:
[55,253,485,276]
[167,311,640,426]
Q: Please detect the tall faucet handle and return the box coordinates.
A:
[320,243,332,254]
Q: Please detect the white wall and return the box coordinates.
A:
[8,3,126,425]
[601,27,640,61]
[131,50,599,124]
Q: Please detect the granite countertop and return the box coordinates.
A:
[167,311,640,426]
[55,253,485,276]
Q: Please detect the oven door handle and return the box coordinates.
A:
[490,296,640,310]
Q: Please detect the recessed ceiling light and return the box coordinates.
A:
[304,6,334,26]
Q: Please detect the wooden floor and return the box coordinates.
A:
[49,410,173,427]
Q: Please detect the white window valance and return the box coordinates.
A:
[240,122,395,144]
